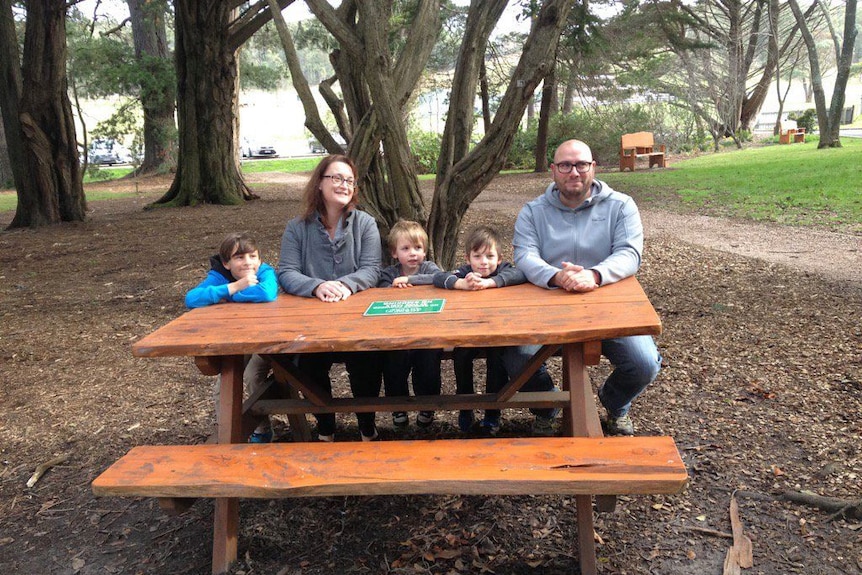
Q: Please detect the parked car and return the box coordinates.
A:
[241,138,278,158]
[308,133,347,154]
[88,139,127,166]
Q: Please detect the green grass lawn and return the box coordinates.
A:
[600,136,861,230]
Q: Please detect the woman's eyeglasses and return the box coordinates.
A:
[322,174,356,187]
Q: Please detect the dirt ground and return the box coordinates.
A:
[0,170,860,575]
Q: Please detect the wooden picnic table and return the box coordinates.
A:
[96,277,686,575]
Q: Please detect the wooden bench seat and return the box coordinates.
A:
[93,437,686,574]
[619,131,667,171]
[93,437,687,499]
[779,127,806,144]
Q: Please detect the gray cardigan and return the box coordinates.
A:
[277,209,382,297]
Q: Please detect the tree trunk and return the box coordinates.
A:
[740,1,776,130]
[788,0,856,148]
[127,0,177,175]
[0,111,11,186]
[429,0,572,269]
[266,0,343,154]
[534,64,556,173]
[480,60,491,133]
[0,0,25,190]
[5,0,86,228]
[153,1,252,207]
[562,72,576,114]
[436,0,507,188]
[824,0,856,147]
[306,0,440,235]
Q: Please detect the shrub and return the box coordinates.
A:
[409,130,442,174]
[507,103,706,169]
[789,109,817,133]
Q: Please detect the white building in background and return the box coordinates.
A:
[752,71,862,133]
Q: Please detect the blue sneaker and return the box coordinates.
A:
[478,417,500,437]
[248,430,272,443]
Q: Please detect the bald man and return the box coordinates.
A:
[509,139,662,436]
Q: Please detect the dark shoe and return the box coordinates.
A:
[603,414,635,436]
[360,425,380,442]
[416,411,435,429]
[458,410,475,433]
[531,415,556,437]
[478,417,500,437]
[392,411,409,427]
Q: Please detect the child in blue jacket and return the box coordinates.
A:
[185,232,278,442]
[185,232,278,308]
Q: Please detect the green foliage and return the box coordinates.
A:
[428,3,467,72]
[67,9,174,104]
[508,103,708,169]
[409,131,443,174]
[240,62,285,90]
[240,20,290,90]
[788,109,817,133]
[67,14,137,98]
[90,99,143,163]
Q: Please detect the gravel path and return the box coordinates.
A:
[641,210,861,286]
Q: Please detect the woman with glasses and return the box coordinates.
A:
[276,154,384,441]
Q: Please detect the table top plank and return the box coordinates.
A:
[133,277,661,358]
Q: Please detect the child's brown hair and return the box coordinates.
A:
[464,225,502,256]
[219,232,259,264]
[387,220,428,253]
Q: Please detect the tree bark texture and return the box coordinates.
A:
[0,0,25,190]
[0,112,12,186]
[534,63,556,173]
[127,0,177,175]
[154,1,251,206]
[428,0,572,269]
[6,0,86,228]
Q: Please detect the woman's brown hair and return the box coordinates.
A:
[301,154,359,221]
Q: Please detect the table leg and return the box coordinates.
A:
[212,498,239,575]
[561,343,600,575]
[212,356,243,573]
[561,343,602,437]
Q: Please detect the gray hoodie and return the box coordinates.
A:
[513,179,643,288]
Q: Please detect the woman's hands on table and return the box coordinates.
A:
[313,280,352,302]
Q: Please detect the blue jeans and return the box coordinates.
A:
[502,335,661,418]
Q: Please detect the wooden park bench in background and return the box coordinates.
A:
[619,131,667,172]
[779,127,806,144]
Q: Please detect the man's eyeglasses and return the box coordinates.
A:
[554,161,593,174]
[323,174,356,187]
